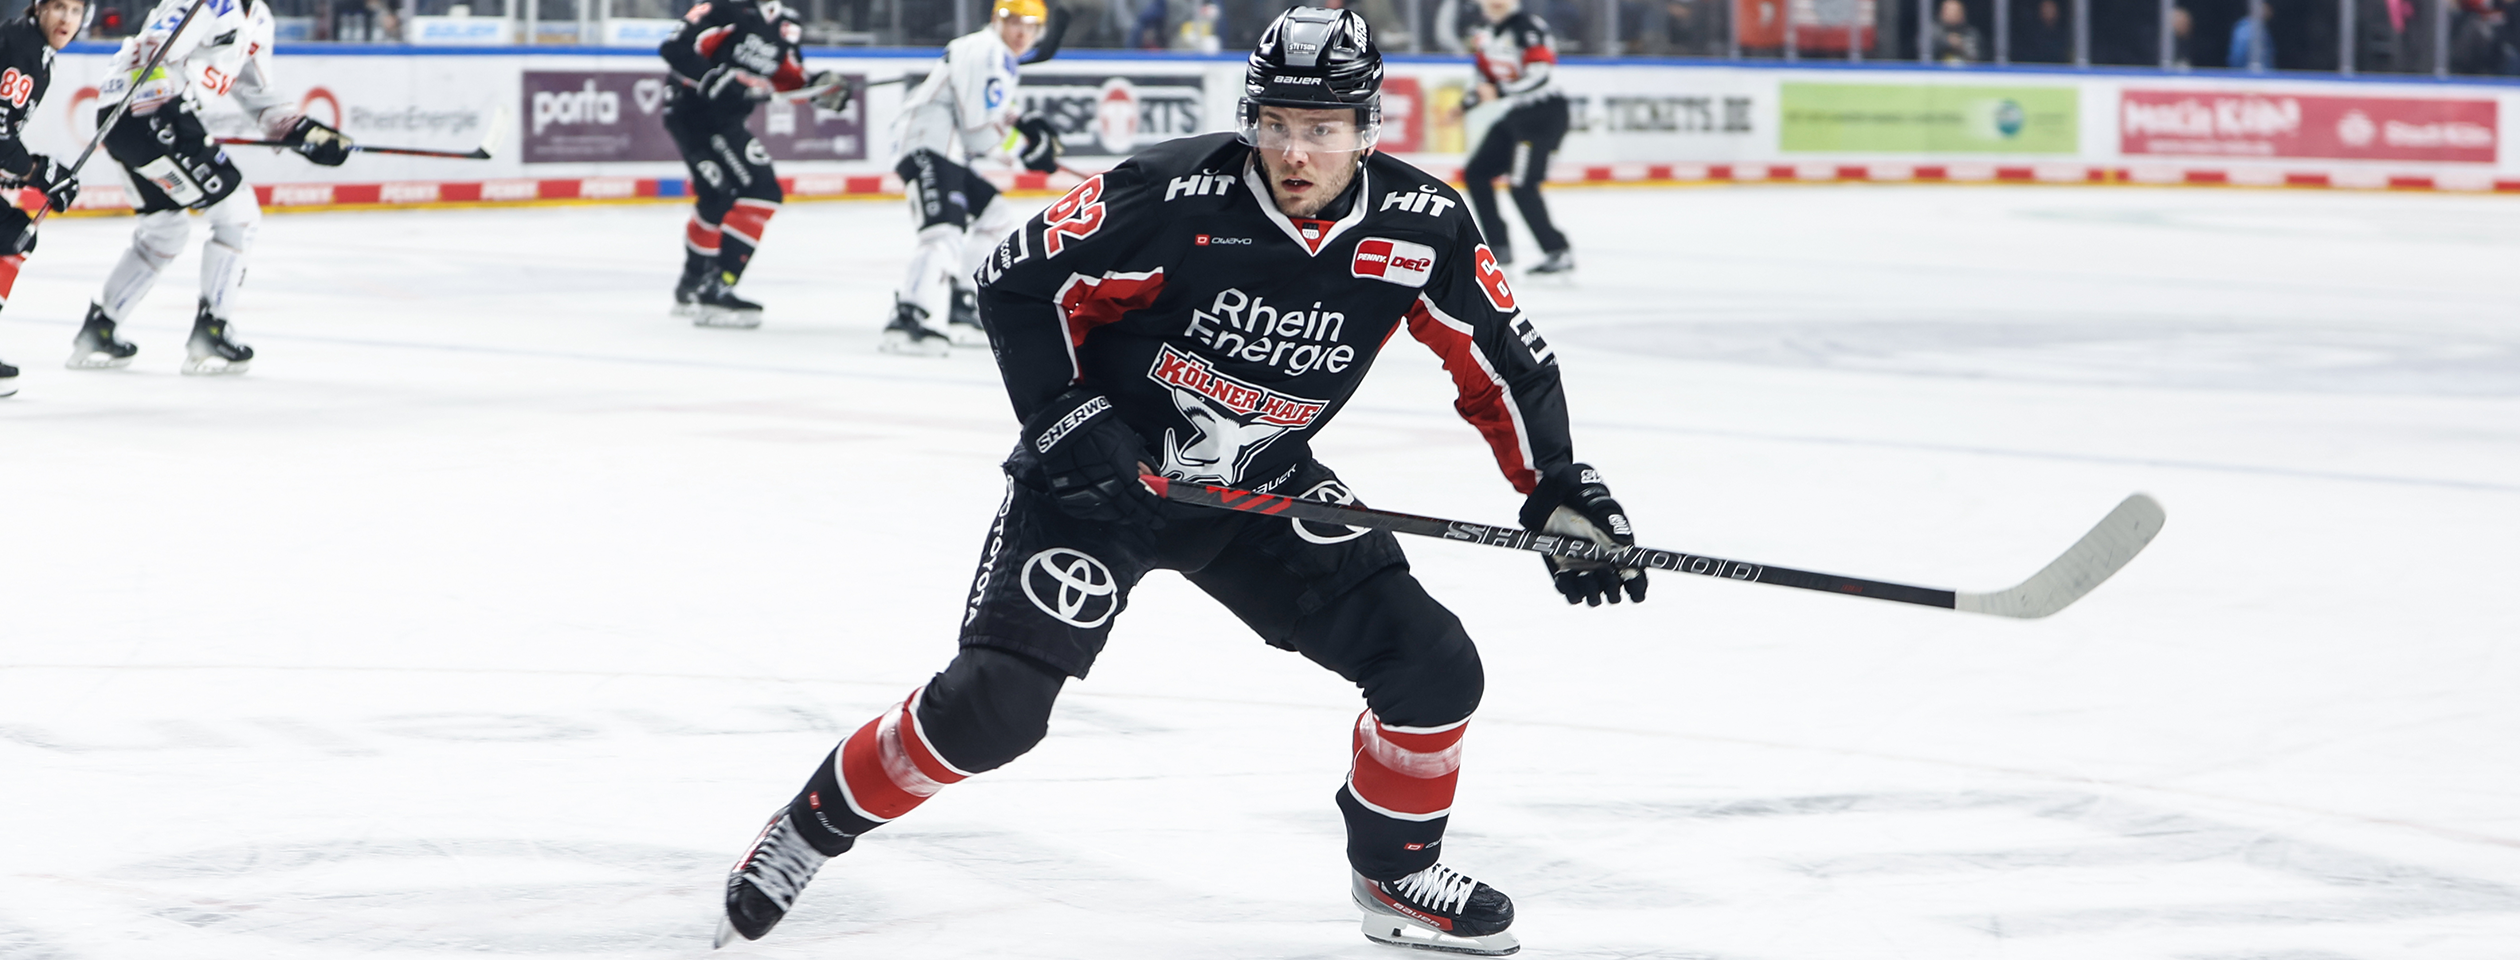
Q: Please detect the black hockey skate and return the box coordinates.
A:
[672,271,708,321]
[1353,864,1520,955]
[714,808,849,948]
[878,300,950,357]
[67,304,138,370]
[944,283,988,347]
[0,357,18,397]
[184,301,254,376]
[1526,250,1576,276]
[691,273,764,329]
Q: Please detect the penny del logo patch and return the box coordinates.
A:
[1351,237,1436,288]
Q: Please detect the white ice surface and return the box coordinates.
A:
[3,184,2517,960]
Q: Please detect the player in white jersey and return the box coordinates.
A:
[66,0,350,376]
[877,0,1064,356]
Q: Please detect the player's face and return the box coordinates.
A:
[37,0,84,49]
[1252,105,1369,218]
[996,15,1041,56]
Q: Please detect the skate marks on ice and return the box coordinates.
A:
[0,917,70,960]
[1524,790,2520,943]
[1550,320,2520,398]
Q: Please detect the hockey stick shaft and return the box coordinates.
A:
[1140,477,2163,619]
[215,138,488,159]
[36,0,210,222]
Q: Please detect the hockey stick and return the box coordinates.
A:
[1141,477,2165,619]
[216,103,510,161]
[215,138,491,160]
[32,0,211,222]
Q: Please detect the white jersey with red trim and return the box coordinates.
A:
[975,132,1574,495]
[893,26,1024,165]
[1470,10,1561,108]
[97,0,294,132]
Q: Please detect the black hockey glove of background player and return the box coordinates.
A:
[1519,463,1649,606]
[1006,387,1165,529]
[22,154,77,212]
[805,70,854,113]
[281,118,354,167]
[1015,115,1062,174]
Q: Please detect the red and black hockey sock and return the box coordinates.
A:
[716,198,779,282]
[784,648,1062,854]
[682,213,720,286]
[0,253,23,308]
[1339,711,1468,880]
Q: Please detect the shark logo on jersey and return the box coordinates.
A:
[1148,345,1327,485]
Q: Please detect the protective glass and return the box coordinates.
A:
[1240,112,1378,154]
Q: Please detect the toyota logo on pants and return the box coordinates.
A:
[1020,548,1118,628]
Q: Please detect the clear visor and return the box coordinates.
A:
[1240,112,1379,155]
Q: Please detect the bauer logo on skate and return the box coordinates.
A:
[1020,548,1118,628]
[1351,238,1436,288]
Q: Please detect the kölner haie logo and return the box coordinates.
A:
[1351,237,1436,288]
[1021,548,1118,628]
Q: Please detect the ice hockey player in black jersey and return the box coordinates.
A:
[659,0,836,328]
[0,0,85,397]
[712,8,1647,956]
[1465,0,1573,274]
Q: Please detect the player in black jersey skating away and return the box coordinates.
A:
[712,9,1647,956]
[0,0,86,397]
[658,0,837,328]
[1465,0,1574,274]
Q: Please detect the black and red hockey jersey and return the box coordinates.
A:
[659,0,808,116]
[977,133,1572,496]
[0,17,55,181]
[1470,11,1560,103]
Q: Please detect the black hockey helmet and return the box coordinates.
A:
[1239,7,1382,152]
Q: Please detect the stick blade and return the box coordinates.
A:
[476,104,510,159]
[1956,493,2166,619]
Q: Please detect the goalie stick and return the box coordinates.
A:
[1141,477,2165,619]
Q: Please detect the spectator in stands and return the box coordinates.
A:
[2020,0,2068,62]
[1931,0,1982,62]
[2169,4,2193,67]
[1128,0,1168,48]
[1655,0,1724,55]
[2449,0,2506,72]
[2227,0,2271,70]
[1173,0,1221,50]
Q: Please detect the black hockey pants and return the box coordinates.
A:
[664,95,782,283]
[1464,95,1571,260]
[783,462,1486,881]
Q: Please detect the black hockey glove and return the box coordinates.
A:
[1518,462,1649,606]
[25,154,77,212]
[1015,114,1061,174]
[700,64,771,109]
[1006,387,1164,529]
[804,70,855,113]
[281,118,354,167]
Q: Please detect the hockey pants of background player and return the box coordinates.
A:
[1464,96,1571,260]
[664,102,783,286]
[779,469,1485,881]
[96,108,263,324]
[893,149,1023,321]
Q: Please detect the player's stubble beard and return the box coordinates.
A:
[1257,147,1361,220]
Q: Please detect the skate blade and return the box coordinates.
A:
[0,380,16,398]
[66,352,135,370]
[182,357,252,377]
[693,309,764,329]
[878,330,951,357]
[1359,915,1520,956]
[670,302,702,320]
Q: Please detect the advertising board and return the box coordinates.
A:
[2120,90,2497,164]
[1779,81,2078,154]
[519,70,867,163]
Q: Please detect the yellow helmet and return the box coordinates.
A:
[993,0,1046,22]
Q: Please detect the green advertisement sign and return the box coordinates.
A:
[1779,82,2080,154]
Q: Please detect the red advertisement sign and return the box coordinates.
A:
[2120,89,2497,163]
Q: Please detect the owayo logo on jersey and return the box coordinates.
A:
[1021,548,1118,628]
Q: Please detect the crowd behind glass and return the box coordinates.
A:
[10,0,2512,78]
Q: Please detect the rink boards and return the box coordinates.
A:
[18,44,2520,214]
